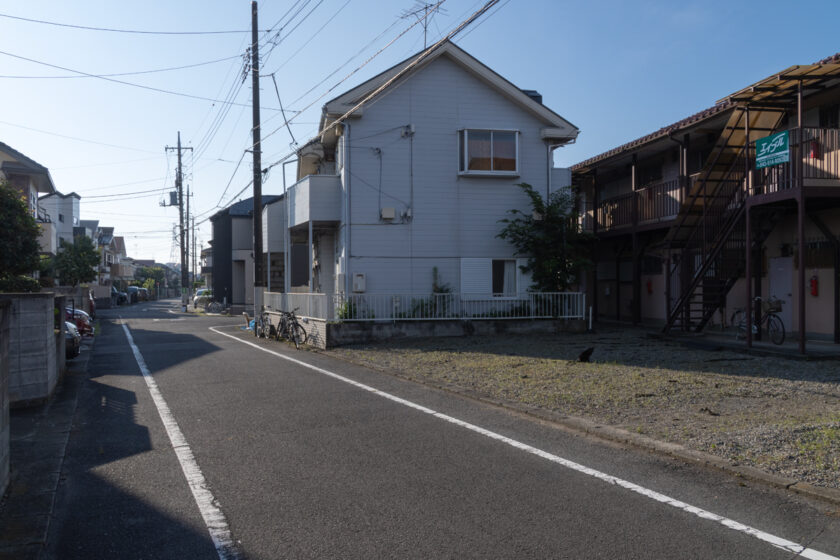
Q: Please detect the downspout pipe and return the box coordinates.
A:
[343,122,351,297]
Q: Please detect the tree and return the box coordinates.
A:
[0,180,41,292]
[136,266,165,285]
[497,183,592,292]
[55,236,99,287]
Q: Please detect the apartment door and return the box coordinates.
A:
[769,257,793,332]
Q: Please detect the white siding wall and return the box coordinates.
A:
[342,55,561,295]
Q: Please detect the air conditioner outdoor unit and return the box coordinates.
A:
[352,273,366,293]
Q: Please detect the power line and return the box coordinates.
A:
[0,12,266,34]
[0,48,283,110]
[269,0,352,72]
[0,118,158,153]
[0,54,242,79]
[261,2,445,148]
[83,187,169,199]
[264,0,495,171]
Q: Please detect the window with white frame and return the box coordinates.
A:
[458,129,519,174]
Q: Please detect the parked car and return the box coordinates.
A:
[138,287,149,301]
[112,286,127,305]
[126,286,139,304]
[193,289,212,308]
[66,307,93,336]
[65,321,81,359]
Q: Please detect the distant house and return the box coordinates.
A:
[0,141,58,256]
[210,195,281,310]
[39,191,81,250]
[277,40,578,300]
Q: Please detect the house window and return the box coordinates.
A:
[492,259,517,296]
[58,214,64,223]
[460,258,526,298]
[458,129,519,174]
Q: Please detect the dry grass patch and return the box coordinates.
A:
[330,329,840,489]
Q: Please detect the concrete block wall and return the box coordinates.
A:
[324,318,587,348]
[0,300,11,497]
[0,294,58,406]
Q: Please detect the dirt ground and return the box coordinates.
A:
[328,328,840,489]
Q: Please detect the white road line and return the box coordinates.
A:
[210,325,838,560]
[122,322,240,560]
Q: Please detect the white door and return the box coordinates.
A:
[769,257,793,332]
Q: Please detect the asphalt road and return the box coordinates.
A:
[45,299,840,559]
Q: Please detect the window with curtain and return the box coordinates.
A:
[492,259,516,296]
[459,129,519,174]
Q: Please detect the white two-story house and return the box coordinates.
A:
[281,41,578,305]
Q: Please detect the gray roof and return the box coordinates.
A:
[211,195,283,220]
[0,140,56,194]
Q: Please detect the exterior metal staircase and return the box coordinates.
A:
[663,107,786,332]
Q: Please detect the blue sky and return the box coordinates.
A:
[1,0,838,262]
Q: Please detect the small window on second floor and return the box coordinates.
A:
[59,214,64,223]
[458,129,519,175]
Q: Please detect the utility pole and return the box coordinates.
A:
[251,0,264,318]
[165,132,192,310]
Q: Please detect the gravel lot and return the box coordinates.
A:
[329,328,840,489]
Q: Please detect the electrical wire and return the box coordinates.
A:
[269,0,352,72]
[82,187,169,199]
[0,12,264,34]
[0,49,281,110]
[0,54,242,79]
[0,118,157,153]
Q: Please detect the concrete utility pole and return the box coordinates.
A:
[165,132,193,310]
[251,0,264,317]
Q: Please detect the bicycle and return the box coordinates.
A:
[255,309,276,339]
[204,301,224,314]
[275,308,307,349]
[730,296,785,345]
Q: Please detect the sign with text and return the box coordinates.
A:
[755,131,790,169]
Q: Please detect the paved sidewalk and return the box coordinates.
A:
[0,337,93,560]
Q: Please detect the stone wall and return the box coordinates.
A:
[0,300,11,497]
[0,294,58,406]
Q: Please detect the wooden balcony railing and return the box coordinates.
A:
[586,178,685,234]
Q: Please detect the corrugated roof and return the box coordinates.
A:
[572,52,840,173]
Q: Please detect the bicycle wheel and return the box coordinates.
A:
[767,314,785,345]
[290,322,307,349]
[730,310,747,340]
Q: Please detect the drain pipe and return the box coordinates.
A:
[343,122,351,297]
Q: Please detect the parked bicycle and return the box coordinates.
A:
[730,296,785,345]
[255,308,275,339]
[204,301,224,314]
[275,308,307,349]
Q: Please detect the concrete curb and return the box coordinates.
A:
[319,349,840,509]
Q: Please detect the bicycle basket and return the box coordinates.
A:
[764,298,782,313]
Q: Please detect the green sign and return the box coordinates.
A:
[755,131,790,169]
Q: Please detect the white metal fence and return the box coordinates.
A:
[264,292,586,322]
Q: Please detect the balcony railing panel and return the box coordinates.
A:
[637,179,683,224]
[596,192,633,231]
[753,127,840,195]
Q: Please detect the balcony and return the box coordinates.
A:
[752,127,840,197]
[288,174,341,228]
[586,178,684,234]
